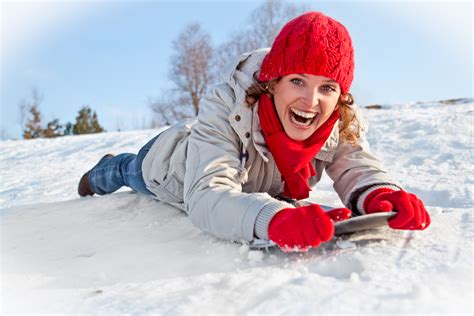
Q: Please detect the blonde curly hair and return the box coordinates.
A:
[245,76,362,146]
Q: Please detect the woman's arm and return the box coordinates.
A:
[183,84,292,242]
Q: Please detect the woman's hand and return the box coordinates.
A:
[268,204,351,252]
[364,188,431,230]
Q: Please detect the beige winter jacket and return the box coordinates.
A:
[142,48,401,242]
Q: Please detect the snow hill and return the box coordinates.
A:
[1,99,473,314]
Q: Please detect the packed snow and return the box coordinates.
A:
[1,99,473,314]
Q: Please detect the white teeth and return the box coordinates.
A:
[290,114,312,126]
[291,108,317,118]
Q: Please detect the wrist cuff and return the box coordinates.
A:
[357,184,401,214]
[255,202,291,240]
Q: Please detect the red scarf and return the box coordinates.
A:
[258,93,340,200]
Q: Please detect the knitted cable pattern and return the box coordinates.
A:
[259,12,354,94]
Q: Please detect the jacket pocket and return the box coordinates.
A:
[160,171,184,204]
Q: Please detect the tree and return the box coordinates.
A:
[20,88,44,139]
[170,22,214,115]
[215,0,309,71]
[62,122,73,136]
[43,118,63,138]
[148,94,194,127]
[149,1,307,127]
[72,106,105,135]
[19,88,71,139]
[22,105,43,139]
[18,88,103,138]
[91,111,104,133]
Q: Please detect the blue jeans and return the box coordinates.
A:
[88,135,159,196]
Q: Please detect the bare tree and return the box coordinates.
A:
[129,112,154,130]
[18,88,43,129]
[19,88,45,139]
[249,0,308,47]
[170,23,214,115]
[148,94,194,128]
[216,0,309,71]
[148,1,308,127]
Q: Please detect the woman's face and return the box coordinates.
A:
[272,74,341,141]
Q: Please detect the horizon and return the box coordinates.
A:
[1,0,472,140]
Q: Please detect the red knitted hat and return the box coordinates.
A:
[259,12,354,94]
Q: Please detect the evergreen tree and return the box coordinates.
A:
[62,122,73,136]
[73,106,105,135]
[91,112,104,133]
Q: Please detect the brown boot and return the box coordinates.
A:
[78,172,94,196]
[78,154,114,197]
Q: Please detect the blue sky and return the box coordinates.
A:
[1,0,472,139]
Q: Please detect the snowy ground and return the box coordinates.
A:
[1,99,473,314]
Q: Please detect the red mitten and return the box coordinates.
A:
[268,204,352,252]
[364,188,431,230]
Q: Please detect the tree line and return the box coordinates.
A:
[19,88,104,139]
[18,0,307,139]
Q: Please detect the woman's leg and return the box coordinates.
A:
[87,135,159,196]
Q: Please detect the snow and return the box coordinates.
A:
[1,99,473,314]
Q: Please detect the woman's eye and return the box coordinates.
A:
[290,78,304,86]
[321,85,336,93]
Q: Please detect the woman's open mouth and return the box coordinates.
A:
[289,108,317,127]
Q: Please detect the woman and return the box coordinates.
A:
[78,12,430,252]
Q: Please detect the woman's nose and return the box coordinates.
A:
[305,89,320,111]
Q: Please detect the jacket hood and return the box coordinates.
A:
[220,48,270,99]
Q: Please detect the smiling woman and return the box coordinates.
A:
[77,11,431,253]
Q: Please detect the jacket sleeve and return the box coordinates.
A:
[325,121,403,211]
[183,84,292,242]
